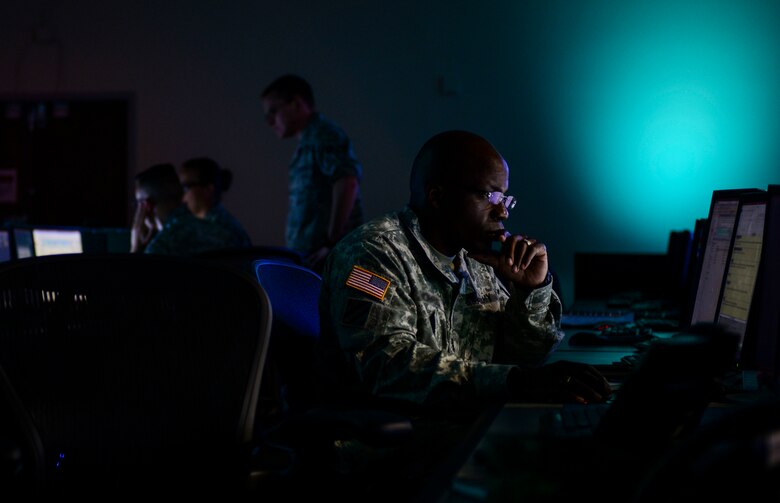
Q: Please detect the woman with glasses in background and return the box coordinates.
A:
[178,157,252,249]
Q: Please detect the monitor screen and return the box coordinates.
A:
[689,189,761,326]
[12,228,34,259]
[32,228,83,256]
[0,229,11,262]
[715,193,767,360]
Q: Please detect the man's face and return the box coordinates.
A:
[262,92,304,139]
[439,158,512,255]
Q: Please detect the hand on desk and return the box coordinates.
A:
[509,361,613,405]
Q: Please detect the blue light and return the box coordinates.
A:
[502,1,780,302]
[562,2,780,250]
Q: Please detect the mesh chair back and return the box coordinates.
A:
[0,254,272,492]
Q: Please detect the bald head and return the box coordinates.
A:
[409,130,504,209]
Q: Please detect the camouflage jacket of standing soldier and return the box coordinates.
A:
[285,112,364,256]
[317,206,565,409]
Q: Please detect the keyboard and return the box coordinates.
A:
[635,318,681,331]
[561,310,634,327]
[568,324,655,347]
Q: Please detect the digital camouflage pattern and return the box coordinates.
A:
[205,203,252,248]
[286,112,364,255]
[145,204,241,257]
[318,206,564,407]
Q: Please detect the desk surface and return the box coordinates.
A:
[429,329,779,502]
[439,404,640,502]
[546,328,647,365]
[435,331,641,502]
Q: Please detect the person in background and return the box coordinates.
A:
[261,74,364,273]
[178,156,252,248]
[131,163,239,257]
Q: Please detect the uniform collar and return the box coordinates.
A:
[400,206,464,284]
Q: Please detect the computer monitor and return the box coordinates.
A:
[747,185,780,385]
[666,229,693,308]
[12,228,34,259]
[104,228,131,253]
[688,188,762,327]
[79,227,132,254]
[79,227,108,254]
[678,218,708,325]
[714,191,767,365]
[31,228,84,256]
[0,229,11,262]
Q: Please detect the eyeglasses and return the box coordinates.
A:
[481,191,516,210]
[453,186,516,210]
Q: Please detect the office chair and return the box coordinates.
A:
[0,254,273,495]
[253,259,321,416]
[251,259,414,491]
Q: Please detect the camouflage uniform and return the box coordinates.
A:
[205,203,252,248]
[145,204,239,257]
[286,112,364,256]
[318,206,565,408]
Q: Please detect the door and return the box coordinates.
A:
[0,96,132,227]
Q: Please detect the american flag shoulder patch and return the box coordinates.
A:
[345,265,391,301]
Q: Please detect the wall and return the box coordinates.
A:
[1,0,778,304]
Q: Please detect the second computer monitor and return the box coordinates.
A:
[12,228,34,259]
[31,228,84,257]
[688,188,762,327]
[714,191,767,364]
[0,229,11,262]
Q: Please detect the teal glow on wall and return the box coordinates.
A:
[534,1,780,251]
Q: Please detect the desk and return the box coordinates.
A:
[437,400,778,502]
[546,328,646,365]
[424,332,645,502]
[430,329,779,502]
[437,404,650,502]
